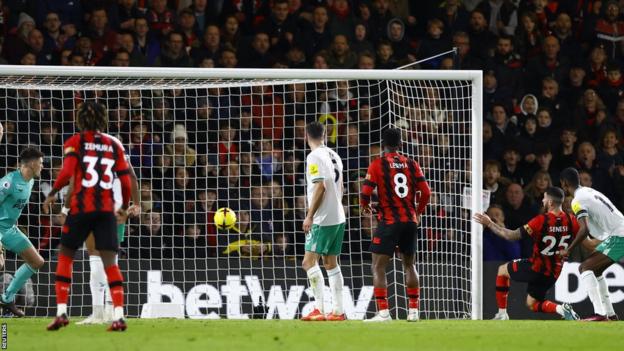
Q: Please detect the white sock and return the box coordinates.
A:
[114,306,124,320]
[306,265,325,313]
[57,303,67,317]
[498,308,507,314]
[596,275,615,316]
[555,304,565,317]
[378,309,390,317]
[581,271,605,315]
[89,255,106,315]
[327,266,344,315]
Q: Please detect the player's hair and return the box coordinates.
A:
[306,121,325,140]
[19,147,44,163]
[382,128,402,148]
[545,186,565,204]
[560,167,580,188]
[76,101,108,131]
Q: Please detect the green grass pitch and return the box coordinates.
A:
[2,319,620,351]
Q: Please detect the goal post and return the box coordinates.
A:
[0,66,483,320]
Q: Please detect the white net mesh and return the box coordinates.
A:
[0,71,477,319]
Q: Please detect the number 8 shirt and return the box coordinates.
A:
[306,145,345,226]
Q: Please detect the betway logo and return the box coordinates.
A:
[144,271,374,319]
[556,263,624,303]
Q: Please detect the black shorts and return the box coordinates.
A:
[369,221,419,256]
[61,212,119,251]
[507,259,556,301]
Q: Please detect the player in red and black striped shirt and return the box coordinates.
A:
[474,186,580,320]
[360,128,431,322]
[43,102,133,332]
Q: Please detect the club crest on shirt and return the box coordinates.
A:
[2,181,10,189]
[64,146,75,155]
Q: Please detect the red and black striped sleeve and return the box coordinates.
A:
[53,136,79,192]
[521,214,545,237]
[360,159,379,207]
[411,160,430,215]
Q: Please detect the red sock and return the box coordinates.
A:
[407,288,420,309]
[374,288,388,311]
[55,254,73,305]
[532,300,558,314]
[495,275,510,309]
[105,265,125,308]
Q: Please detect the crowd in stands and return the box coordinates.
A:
[0,0,622,263]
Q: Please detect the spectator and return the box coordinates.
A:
[586,45,608,88]
[357,51,375,69]
[516,115,539,162]
[241,32,274,68]
[375,40,397,69]
[525,36,570,95]
[257,0,297,56]
[300,5,332,60]
[575,141,610,193]
[111,49,130,67]
[484,160,510,206]
[502,183,539,257]
[595,0,624,60]
[552,12,581,64]
[190,24,221,64]
[351,23,374,55]
[539,77,570,128]
[491,103,517,139]
[147,0,175,38]
[312,51,329,69]
[217,121,238,164]
[188,0,209,37]
[221,15,242,52]
[476,0,518,36]
[133,17,161,66]
[417,18,449,69]
[467,9,497,61]
[535,147,559,184]
[4,12,36,64]
[482,204,521,261]
[42,12,73,56]
[177,8,200,51]
[218,47,238,68]
[483,120,505,161]
[435,0,470,34]
[165,124,196,167]
[553,127,578,171]
[596,128,623,173]
[523,170,552,204]
[488,35,522,100]
[115,0,146,31]
[155,31,193,67]
[599,63,624,114]
[86,7,118,58]
[501,146,529,186]
[75,36,102,65]
[574,88,607,141]
[129,211,169,259]
[326,34,357,69]
[452,31,482,69]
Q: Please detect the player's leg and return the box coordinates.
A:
[365,222,396,322]
[47,214,90,330]
[398,222,420,322]
[93,212,126,331]
[579,247,617,320]
[525,281,579,320]
[77,233,107,325]
[0,227,44,317]
[588,236,624,320]
[323,222,346,320]
[493,262,511,320]
[301,224,326,320]
[400,252,420,322]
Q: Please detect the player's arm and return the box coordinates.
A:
[44,140,78,213]
[360,161,378,215]
[413,162,431,216]
[303,181,325,233]
[473,213,522,241]
[0,176,11,206]
[0,122,3,143]
[126,161,141,217]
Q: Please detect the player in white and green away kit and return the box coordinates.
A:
[301,122,346,321]
[0,148,46,317]
[560,167,622,321]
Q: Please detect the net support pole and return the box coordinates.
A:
[470,72,484,320]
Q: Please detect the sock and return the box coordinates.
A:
[407,287,419,310]
[531,300,558,314]
[89,256,106,315]
[1,263,37,303]
[495,275,510,311]
[374,287,389,313]
[327,266,344,315]
[105,265,124,313]
[596,275,615,317]
[581,271,605,315]
[55,254,73,315]
[306,265,325,313]
[104,256,118,309]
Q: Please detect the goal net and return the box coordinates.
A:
[0,67,482,320]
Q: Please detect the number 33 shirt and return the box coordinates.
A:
[571,186,624,240]
[306,146,345,226]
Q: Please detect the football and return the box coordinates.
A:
[214,207,237,230]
